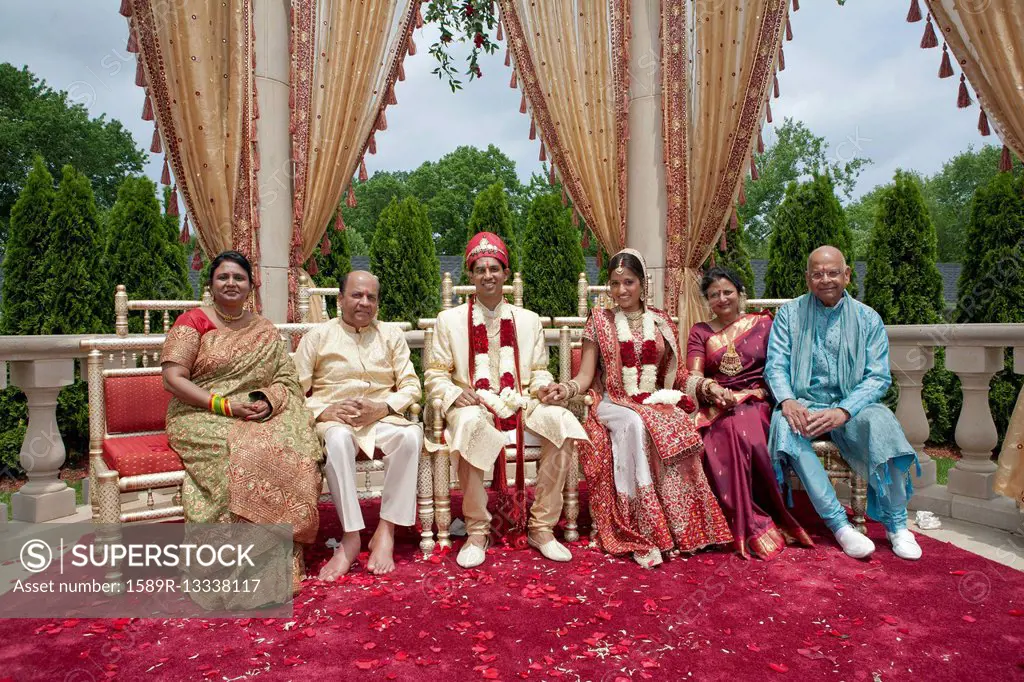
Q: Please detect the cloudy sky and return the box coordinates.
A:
[0,1,992,201]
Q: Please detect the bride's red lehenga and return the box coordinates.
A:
[687,312,814,560]
[578,307,732,562]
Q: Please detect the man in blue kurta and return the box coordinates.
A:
[765,246,921,560]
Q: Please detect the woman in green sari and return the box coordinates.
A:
[161,251,323,606]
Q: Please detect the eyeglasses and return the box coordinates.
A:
[808,269,844,282]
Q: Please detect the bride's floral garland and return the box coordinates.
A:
[471,297,529,429]
[614,309,696,413]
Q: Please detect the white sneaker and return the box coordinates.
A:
[456,539,488,568]
[887,529,922,561]
[527,536,573,562]
[834,524,875,559]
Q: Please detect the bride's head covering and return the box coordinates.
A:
[608,248,648,304]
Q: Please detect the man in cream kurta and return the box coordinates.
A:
[425,232,588,569]
[294,271,422,578]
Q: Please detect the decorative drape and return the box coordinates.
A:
[665,0,789,333]
[499,0,630,254]
[288,0,420,320]
[925,0,1024,162]
[127,0,260,295]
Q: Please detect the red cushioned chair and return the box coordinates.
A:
[85,345,186,525]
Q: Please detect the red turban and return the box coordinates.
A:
[465,231,509,270]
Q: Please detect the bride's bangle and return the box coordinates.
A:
[565,380,581,399]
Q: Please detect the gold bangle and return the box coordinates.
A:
[566,380,581,399]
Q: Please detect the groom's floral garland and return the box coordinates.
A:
[470,297,529,430]
[614,309,696,413]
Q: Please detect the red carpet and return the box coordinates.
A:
[2,493,1023,681]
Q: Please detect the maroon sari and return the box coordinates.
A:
[686,313,812,560]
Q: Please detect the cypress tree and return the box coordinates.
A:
[40,165,107,335]
[955,172,1024,443]
[705,211,756,296]
[522,193,586,318]
[465,181,519,278]
[764,174,856,298]
[1,156,54,335]
[370,197,441,326]
[864,171,957,443]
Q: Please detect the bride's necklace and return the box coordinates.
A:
[623,308,645,333]
[214,304,244,322]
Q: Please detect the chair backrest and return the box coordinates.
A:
[114,284,212,338]
[103,371,171,435]
[576,271,654,317]
[441,272,524,310]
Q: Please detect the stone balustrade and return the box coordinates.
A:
[0,323,1022,532]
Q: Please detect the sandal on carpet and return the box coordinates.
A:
[632,548,663,569]
[457,537,490,569]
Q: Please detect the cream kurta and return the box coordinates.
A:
[294,318,421,457]
[425,300,587,471]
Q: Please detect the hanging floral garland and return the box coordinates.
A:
[423,0,500,92]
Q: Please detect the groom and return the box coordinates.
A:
[424,232,588,568]
[765,246,922,561]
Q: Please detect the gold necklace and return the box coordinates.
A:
[623,308,644,333]
[214,304,244,322]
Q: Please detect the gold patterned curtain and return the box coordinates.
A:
[128,0,259,281]
[926,0,1024,162]
[499,0,630,253]
[665,0,789,333]
[288,0,419,320]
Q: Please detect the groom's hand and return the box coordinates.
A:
[805,408,850,439]
[780,399,811,437]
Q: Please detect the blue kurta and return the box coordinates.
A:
[765,292,918,533]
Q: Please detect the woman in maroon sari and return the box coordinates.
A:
[686,267,812,560]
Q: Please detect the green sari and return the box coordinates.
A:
[163,309,323,608]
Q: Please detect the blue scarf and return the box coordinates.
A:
[789,292,865,402]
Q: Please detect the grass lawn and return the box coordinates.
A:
[0,478,86,521]
[935,456,957,486]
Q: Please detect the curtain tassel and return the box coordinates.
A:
[792,0,799,10]
[765,99,773,124]
[253,144,261,172]
[407,35,417,56]
[368,133,377,155]
[335,210,346,231]
[906,0,922,22]
[179,214,190,244]
[549,163,557,185]
[773,73,780,98]
[719,232,727,252]
[528,118,536,140]
[358,158,368,183]
[142,95,153,121]
[415,3,424,29]
[597,250,603,268]
[519,92,527,114]
[539,143,546,162]
[582,230,590,249]
[921,14,938,49]
[497,18,504,42]
[572,211,579,228]
[757,128,765,154]
[347,185,358,208]
[778,46,786,71]
[135,59,146,87]
[119,0,133,17]
[1000,144,1013,172]
[160,157,170,186]
[150,127,162,154]
[561,189,568,207]
[307,258,319,276]
[750,157,760,181]
[191,244,202,271]
[957,74,972,108]
[730,209,739,230]
[167,186,179,216]
[938,43,954,78]
[510,70,518,89]
[738,180,747,206]
[320,232,331,256]
[978,108,991,136]
[398,62,406,82]
[387,85,398,106]
[127,30,138,54]
[786,17,793,41]
[505,49,511,67]
[709,252,717,267]
[377,109,388,131]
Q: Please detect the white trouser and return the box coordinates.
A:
[323,422,421,533]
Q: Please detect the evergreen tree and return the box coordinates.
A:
[955,172,1024,443]
[39,165,107,335]
[704,211,756,296]
[522,193,586,318]
[464,181,519,278]
[864,171,957,443]
[764,174,856,298]
[106,177,191,332]
[1,156,54,335]
[370,197,441,326]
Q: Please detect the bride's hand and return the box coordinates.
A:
[538,384,568,404]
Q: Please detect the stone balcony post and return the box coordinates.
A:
[945,346,1003,500]
[9,359,77,522]
[890,344,935,488]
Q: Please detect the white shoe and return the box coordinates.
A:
[887,529,922,561]
[527,536,573,562]
[456,539,488,568]
[834,525,875,559]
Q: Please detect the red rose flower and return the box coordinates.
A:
[474,378,491,391]
[619,341,638,368]
[499,319,515,346]
[471,324,488,353]
[640,340,658,365]
[499,372,515,390]
[474,32,484,48]
[678,395,696,413]
[635,392,651,404]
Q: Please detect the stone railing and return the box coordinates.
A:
[0,323,1022,532]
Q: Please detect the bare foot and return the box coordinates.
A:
[318,532,361,581]
[367,521,396,576]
